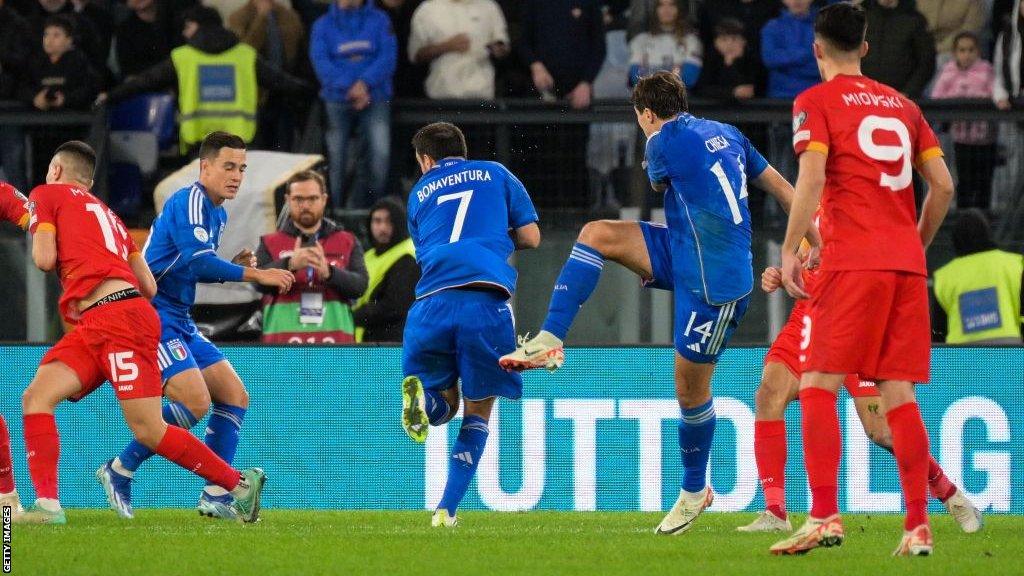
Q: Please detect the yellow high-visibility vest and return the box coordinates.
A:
[934,249,1023,343]
[171,44,258,153]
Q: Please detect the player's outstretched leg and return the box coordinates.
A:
[121,396,265,523]
[851,393,982,533]
[738,363,797,533]
[198,361,249,520]
[502,221,653,372]
[0,414,23,515]
[771,379,845,555]
[657,356,716,535]
[433,398,493,527]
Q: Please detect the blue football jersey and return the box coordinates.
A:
[645,113,769,305]
[407,158,538,299]
[143,183,229,323]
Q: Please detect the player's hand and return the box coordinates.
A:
[446,33,471,54]
[33,90,49,111]
[530,62,555,93]
[761,266,783,293]
[256,268,295,293]
[568,82,592,110]
[780,251,810,299]
[804,245,821,270]
[232,248,257,267]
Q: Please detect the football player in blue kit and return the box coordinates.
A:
[400,122,540,527]
[96,132,294,519]
[503,71,816,535]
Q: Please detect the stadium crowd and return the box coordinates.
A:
[0,1,1021,206]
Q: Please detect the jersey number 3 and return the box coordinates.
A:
[437,190,474,243]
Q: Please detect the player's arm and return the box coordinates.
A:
[780,151,827,299]
[128,252,158,299]
[27,186,57,272]
[31,230,57,272]
[511,222,541,250]
[916,155,955,250]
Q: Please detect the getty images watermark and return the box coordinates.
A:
[2,504,10,573]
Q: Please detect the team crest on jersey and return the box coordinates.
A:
[193,226,209,243]
[793,111,807,133]
[168,339,188,362]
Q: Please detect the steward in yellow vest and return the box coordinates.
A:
[102,6,309,154]
[353,197,419,342]
[932,209,1023,344]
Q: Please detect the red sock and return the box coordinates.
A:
[886,402,930,530]
[799,388,840,519]
[0,414,15,494]
[155,425,241,491]
[23,413,59,500]
[928,456,956,502]
[754,419,787,519]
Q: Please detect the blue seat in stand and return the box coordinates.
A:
[108,94,176,218]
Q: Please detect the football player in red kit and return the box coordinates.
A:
[0,182,29,514]
[773,3,955,556]
[16,142,267,524]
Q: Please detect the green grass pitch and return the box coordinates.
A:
[13,510,1019,575]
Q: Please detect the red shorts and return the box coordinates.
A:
[804,270,930,383]
[40,297,162,401]
[765,298,878,398]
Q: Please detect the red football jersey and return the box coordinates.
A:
[28,183,141,323]
[0,182,29,229]
[792,74,943,276]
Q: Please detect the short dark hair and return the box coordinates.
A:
[631,71,688,119]
[199,131,246,160]
[182,5,223,28]
[53,140,96,183]
[714,18,745,39]
[43,14,76,38]
[952,31,980,49]
[285,170,326,195]
[814,2,866,53]
[412,122,468,161]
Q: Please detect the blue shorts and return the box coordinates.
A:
[155,317,226,382]
[640,221,750,363]
[403,289,523,401]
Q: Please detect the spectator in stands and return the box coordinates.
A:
[520,0,605,109]
[761,0,818,98]
[861,0,935,98]
[697,0,781,95]
[916,0,984,59]
[628,0,702,88]
[21,0,110,80]
[588,6,634,209]
[102,6,309,155]
[932,209,1023,344]
[353,197,418,342]
[21,15,99,112]
[378,0,427,97]
[0,0,32,191]
[256,170,368,343]
[229,0,306,151]
[994,0,1023,111]
[310,0,397,209]
[930,32,996,210]
[115,0,174,78]
[694,17,757,101]
[408,0,510,99]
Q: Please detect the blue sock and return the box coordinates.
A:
[679,399,716,493]
[118,401,199,472]
[541,242,604,340]
[424,389,453,425]
[203,403,246,492]
[437,415,489,515]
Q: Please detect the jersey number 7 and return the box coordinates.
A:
[437,190,474,243]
